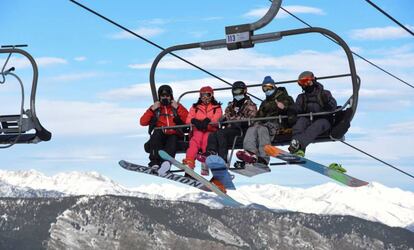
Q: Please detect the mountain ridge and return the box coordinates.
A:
[0,169,413,231]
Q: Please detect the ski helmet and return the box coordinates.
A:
[200,86,214,97]
[232,81,247,96]
[297,71,315,87]
[158,85,173,100]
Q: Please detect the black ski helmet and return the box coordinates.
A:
[232,81,247,90]
[232,81,247,96]
[157,85,173,100]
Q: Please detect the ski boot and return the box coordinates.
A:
[288,139,305,157]
[236,150,258,164]
[201,163,210,176]
[182,158,195,168]
[196,152,207,163]
[157,161,171,176]
[328,163,347,173]
[149,164,160,174]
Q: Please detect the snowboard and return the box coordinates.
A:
[264,145,369,187]
[158,150,242,207]
[231,161,271,177]
[119,160,207,190]
[205,155,236,190]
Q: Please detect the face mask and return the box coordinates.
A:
[161,98,170,106]
[233,94,244,101]
[265,89,275,96]
[303,84,315,93]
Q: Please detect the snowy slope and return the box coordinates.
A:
[0,169,413,229]
[0,169,145,197]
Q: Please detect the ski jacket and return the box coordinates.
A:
[140,103,188,135]
[224,97,257,128]
[295,82,337,114]
[256,87,295,118]
[186,103,222,132]
[224,97,257,121]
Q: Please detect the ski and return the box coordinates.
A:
[119,160,207,190]
[264,145,369,187]
[158,150,242,207]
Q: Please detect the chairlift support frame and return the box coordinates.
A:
[148,0,360,152]
[0,45,52,145]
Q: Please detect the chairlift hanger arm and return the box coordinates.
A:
[0,48,39,116]
[0,47,52,143]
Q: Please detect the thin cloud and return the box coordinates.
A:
[74,56,87,62]
[110,27,164,40]
[0,57,67,69]
[350,25,414,40]
[99,78,233,101]
[46,72,100,82]
[244,5,325,19]
[128,49,350,73]
[38,100,145,136]
[202,16,223,21]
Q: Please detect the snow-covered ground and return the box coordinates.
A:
[0,169,413,230]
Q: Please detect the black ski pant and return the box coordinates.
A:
[292,117,331,150]
[148,129,178,167]
[207,127,243,162]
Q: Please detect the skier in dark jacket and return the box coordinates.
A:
[140,85,188,174]
[206,81,257,163]
[237,76,295,166]
[288,71,337,157]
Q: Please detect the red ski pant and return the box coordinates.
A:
[186,130,210,167]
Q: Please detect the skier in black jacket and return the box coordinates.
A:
[289,71,337,157]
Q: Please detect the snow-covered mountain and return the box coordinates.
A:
[0,169,413,231]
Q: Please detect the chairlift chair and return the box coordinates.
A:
[148,0,360,154]
[0,45,52,147]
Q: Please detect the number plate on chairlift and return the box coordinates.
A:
[226,31,250,43]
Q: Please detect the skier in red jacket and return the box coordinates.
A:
[183,86,222,174]
[140,85,188,174]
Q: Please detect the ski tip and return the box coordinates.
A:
[264,144,281,157]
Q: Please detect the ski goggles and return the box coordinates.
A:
[200,92,212,98]
[298,76,314,87]
[262,83,275,92]
[232,88,245,95]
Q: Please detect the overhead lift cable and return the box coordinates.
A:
[69,0,263,102]
[271,1,414,89]
[340,140,414,180]
[365,0,414,37]
[271,1,414,180]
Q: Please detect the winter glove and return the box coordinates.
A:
[191,118,204,130]
[200,118,211,130]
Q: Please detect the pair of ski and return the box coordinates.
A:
[119,151,242,207]
[120,146,368,206]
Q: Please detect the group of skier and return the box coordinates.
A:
[140,71,340,176]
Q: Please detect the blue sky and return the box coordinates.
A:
[1,0,413,191]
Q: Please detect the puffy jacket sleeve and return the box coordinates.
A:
[210,105,222,123]
[323,90,337,111]
[140,107,155,126]
[244,100,258,118]
[186,106,197,124]
[276,88,294,111]
[176,104,189,124]
[295,94,305,114]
